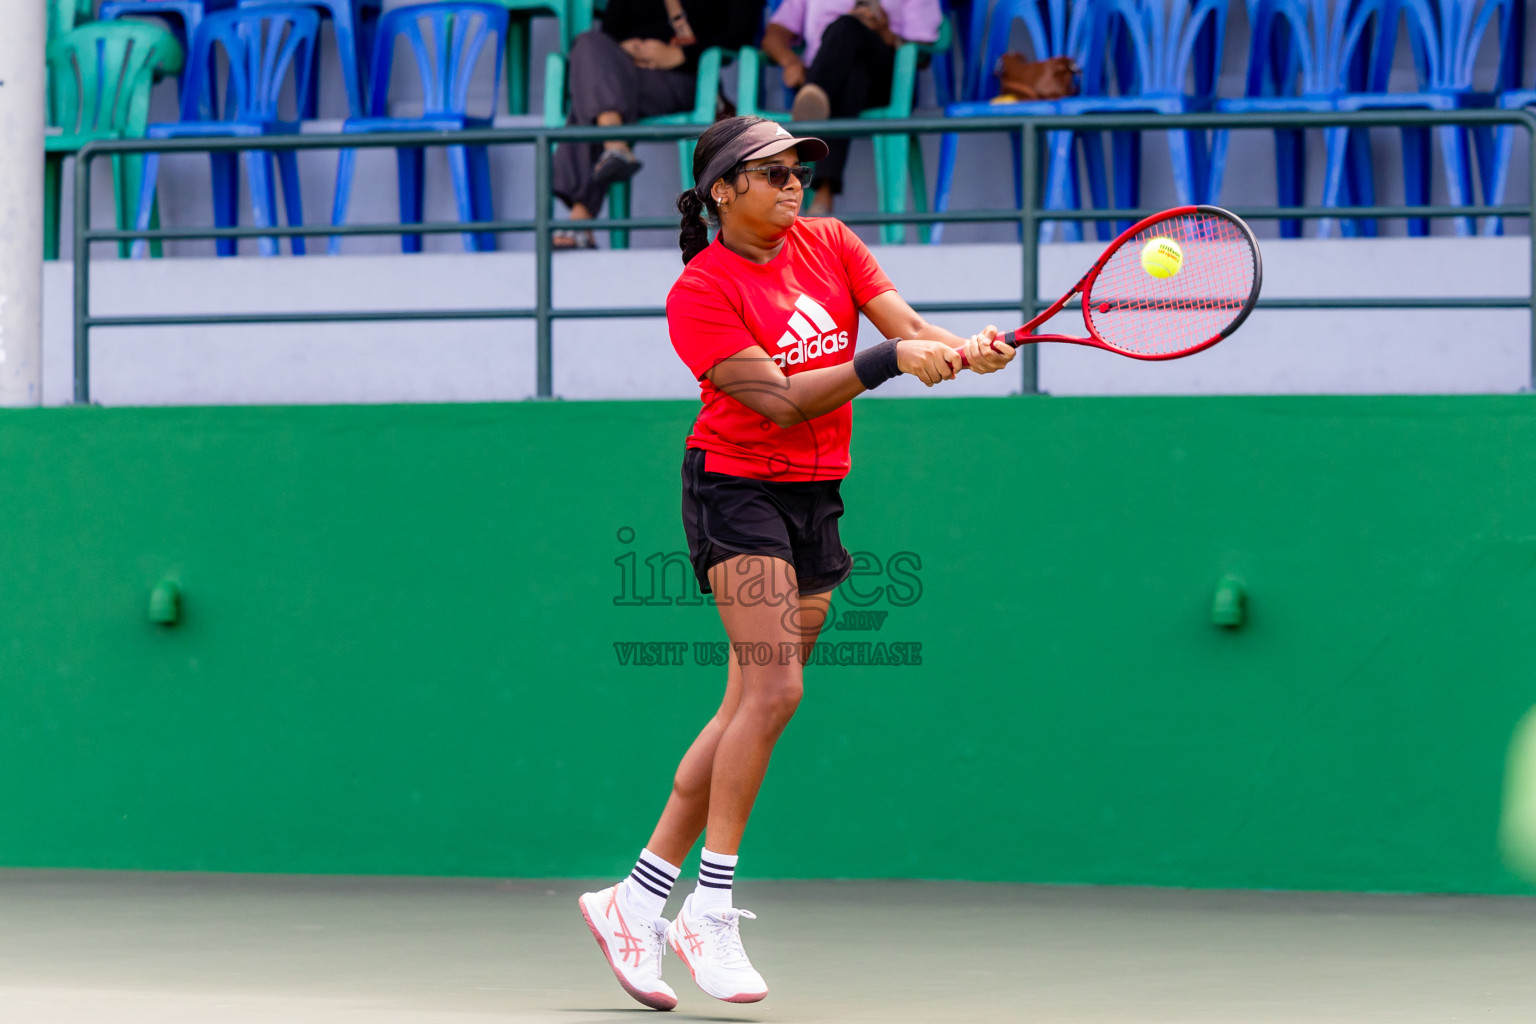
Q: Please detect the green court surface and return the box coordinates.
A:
[2,870,1532,1022]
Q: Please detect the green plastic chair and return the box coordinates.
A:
[490,0,570,115]
[737,16,953,244]
[48,0,95,41]
[543,41,731,249]
[45,20,185,260]
[47,0,95,100]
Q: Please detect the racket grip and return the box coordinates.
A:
[955,330,1017,369]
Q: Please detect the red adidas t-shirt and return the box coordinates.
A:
[667,217,895,481]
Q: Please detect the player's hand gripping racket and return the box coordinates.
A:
[960,205,1263,366]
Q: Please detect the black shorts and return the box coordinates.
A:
[681,447,853,596]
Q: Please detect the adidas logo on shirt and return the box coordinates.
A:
[774,294,851,368]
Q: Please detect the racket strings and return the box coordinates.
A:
[1086,212,1257,358]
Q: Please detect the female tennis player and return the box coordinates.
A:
[579,115,1014,1009]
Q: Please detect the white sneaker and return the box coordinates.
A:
[665,892,768,1003]
[578,884,678,1011]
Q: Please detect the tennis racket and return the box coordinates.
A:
[959,205,1263,365]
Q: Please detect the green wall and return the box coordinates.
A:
[2,397,1534,894]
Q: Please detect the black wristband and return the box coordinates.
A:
[853,339,901,390]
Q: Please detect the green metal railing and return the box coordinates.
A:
[71,108,1536,403]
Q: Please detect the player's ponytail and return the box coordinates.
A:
[677,116,770,265]
[677,189,710,265]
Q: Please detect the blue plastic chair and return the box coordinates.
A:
[857,0,965,110]
[1326,0,1523,237]
[928,0,967,107]
[240,0,382,118]
[956,0,994,101]
[133,4,319,258]
[1210,0,1393,238]
[958,0,995,99]
[1070,0,1230,229]
[329,3,507,254]
[1477,9,1536,233]
[97,0,239,104]
[839,0,974,111]
[932,0,1113,244]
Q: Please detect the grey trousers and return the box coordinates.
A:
[553,30,697,215]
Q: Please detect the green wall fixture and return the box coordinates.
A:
[148,579,180,626]
[1211,576,1246,628]
[0,397,1534,895]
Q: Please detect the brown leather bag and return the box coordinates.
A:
[994,54,1079,100]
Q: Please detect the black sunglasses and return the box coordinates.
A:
[739,164,814,189]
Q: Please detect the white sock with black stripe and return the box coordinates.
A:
[691,848,737,914]
[619,848,681,921]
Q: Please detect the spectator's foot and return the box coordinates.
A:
[592,148,644,191]
[792,84,830,122]
[553,229,596,250]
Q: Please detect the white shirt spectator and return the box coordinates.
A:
[769,0,942,66]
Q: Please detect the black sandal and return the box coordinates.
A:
[552,229,596,250]
[591,148,643,191]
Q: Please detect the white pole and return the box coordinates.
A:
[0,1,46,406]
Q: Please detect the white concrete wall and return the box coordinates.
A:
[44,235,1532,405]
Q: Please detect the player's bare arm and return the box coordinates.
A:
[860,290,1015,373]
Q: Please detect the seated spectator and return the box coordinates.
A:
[554,0,765,248]
[764,0,941,216]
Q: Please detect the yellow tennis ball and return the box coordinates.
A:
[1141,237,1183,279]
[1501,706,1536,882]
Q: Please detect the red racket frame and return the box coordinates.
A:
[959,205,1263,365]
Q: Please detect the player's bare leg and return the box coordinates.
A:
[581,556,829,1006]
[667,555,830,1002]
[641,650,742,865]
[700,557,829,852]
[646,569,830,862]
